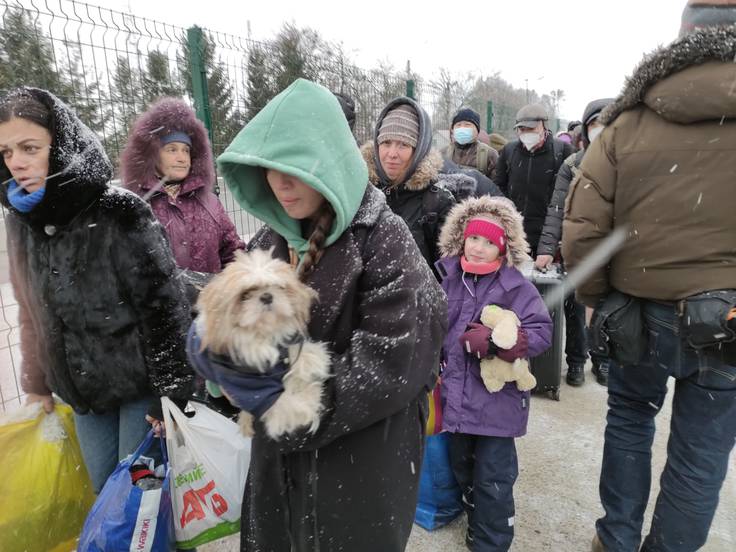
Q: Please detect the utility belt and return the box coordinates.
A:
[590,289,736,366]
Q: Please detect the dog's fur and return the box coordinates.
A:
[196,249,330,439]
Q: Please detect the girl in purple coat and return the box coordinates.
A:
[120,98,244,275]
[436,196,552,551]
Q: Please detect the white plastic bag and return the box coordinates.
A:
[161,397,251,548]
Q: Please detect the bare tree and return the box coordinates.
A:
[430,68,474,133]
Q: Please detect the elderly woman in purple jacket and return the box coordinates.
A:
[435,196,552,552]
[121,97,244,275]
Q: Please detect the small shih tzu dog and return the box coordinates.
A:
[195,249,330,439]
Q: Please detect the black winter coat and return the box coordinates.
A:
[537,149,585,257]
[1,88,194,414]
[494,134,575,252]
[241,185,447,552]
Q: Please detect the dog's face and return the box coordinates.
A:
[197,249,317,354]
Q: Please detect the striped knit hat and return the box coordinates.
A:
[377,104,419,148]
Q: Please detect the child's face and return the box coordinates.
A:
[464,234,500,263]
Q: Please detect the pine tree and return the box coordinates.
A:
[245,27,362,133]
[142,50,183,105]
[0,7,65,92]
[107,55,144,167]
[59,40,109,134]
[179,29,244,157]
[244,43,275,122]
[271,23,315,94]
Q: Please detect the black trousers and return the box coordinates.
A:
[564,296,588,368]
[449,433,518,552]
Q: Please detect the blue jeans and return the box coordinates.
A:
[74,396,157,493]
[450,433,518,552]
[597,300,736,552]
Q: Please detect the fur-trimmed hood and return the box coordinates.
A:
[361,142,445,192]
[438,195,531,268]
[120,97,215,195]
[601,25,736,125]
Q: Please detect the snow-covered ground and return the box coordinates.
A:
[201,374,736,551]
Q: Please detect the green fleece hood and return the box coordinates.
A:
[217,79,368,257]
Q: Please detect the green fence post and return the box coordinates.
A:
[187,26,213,146]
[406,79,415,99]
[187,25,217,192]
[486,100,494,133]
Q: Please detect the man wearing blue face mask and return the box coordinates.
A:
[442,107,498,180]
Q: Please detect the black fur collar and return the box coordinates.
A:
[601,26,736,125]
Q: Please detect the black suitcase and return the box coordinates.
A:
[528,268,565,401]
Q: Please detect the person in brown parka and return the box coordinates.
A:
[563,2,736,551]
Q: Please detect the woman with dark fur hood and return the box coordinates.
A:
[361,97,457,270]
[0,88,193,493]
[120,97,244,274]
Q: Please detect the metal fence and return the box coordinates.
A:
[0,0,525,411]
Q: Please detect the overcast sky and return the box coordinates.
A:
[119,0,684,121]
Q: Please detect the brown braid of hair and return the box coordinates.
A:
[297,202,335,281]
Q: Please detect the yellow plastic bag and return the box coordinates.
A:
[0,402,95,552]
[426,378,442,436]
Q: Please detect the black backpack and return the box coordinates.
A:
[418,183,450,264]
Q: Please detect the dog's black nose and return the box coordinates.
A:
[260,293,273,305]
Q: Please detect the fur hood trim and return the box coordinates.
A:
[438,196,531,268]
[120,97,215,195]
[360,142,443,192]
[601,25,736,125]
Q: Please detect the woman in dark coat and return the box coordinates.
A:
[120,97,244,274]
[360,97,457,272]
[190,78,447,552]
[0,87,193,492]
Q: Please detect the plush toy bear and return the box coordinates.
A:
[479,305,537,393]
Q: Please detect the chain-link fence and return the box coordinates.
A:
[0,0,531,411]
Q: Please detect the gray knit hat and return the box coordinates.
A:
[680,0,736,36]
[377,104,419,147]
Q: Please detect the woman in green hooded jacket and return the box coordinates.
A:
[205,79,447,551]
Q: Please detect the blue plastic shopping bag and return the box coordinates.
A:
[414,432,463,531]
[78,430,174,552]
